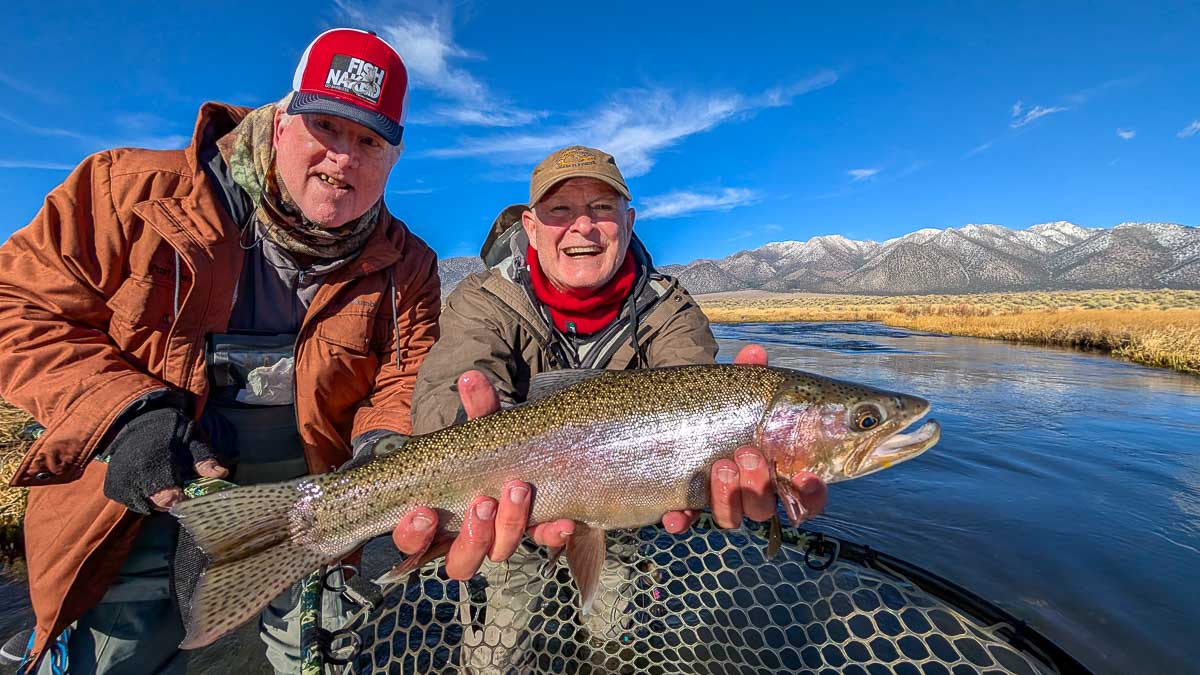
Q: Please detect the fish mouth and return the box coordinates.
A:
[851,416,941,478]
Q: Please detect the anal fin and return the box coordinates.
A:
[565,525,608,616]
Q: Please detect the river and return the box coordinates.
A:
[2,322,1198,674]
[712,321,1200,674]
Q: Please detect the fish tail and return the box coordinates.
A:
[171,483,323,649]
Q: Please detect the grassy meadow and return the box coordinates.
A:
[0,403,33,559]
[699,289,1200,374]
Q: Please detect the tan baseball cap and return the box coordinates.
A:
[528,145,632,206]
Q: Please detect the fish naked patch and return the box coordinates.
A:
[325,54,385,103]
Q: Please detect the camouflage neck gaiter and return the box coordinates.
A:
[217,98,380,260]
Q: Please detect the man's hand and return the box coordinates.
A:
[659,344,828,533]
[102,408,232,514]
[392,371,573,580]
[148,458,228,512]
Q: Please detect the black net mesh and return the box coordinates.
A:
[329,516,1063,674]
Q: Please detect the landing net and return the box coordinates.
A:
[312,515,1082,674]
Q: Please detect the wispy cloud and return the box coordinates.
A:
[337,1,544,128]
[1011,100,1023,118]
[1063,76,1141,106]
[639,187,762,220]
[1010,104,1068,128]
[1116,128,1136,140]
[726,230,755,243]
[764,224,783,232]
[0,68,64,105]
[848,168,881,181]
[965,140,995,157]
[0,159,75,170]
[0,110,89,141]
[389,187,438,195]
[424,72,838,177]
[1178,120,1200,139]
[0,109,187,150]
[805,161,927,201]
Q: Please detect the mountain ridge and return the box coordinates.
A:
[437,221,1200,297]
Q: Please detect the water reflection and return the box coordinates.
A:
[716,322,1200,674]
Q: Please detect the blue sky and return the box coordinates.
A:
[2,1,1198,264]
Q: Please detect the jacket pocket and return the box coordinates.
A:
[316,306,374,354]
[106,275,174,342]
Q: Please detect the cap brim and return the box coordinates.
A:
[288,92,404,145]
[530,171,632,206]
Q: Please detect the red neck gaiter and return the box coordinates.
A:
[526,245,636,335]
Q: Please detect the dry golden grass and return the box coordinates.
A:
[0,399,34,559]
[700,289,1200,374]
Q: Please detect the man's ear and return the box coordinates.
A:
[521,209,538,250]
[273,108,285,146]
[626,206,636,235]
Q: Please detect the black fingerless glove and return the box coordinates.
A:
[101,408,212,514]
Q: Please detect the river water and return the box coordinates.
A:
[712,322,1200,674]
[2,323,1197,674]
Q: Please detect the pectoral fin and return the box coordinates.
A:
[776,477,807,526]
[767,515,782,560]
[565,525,608,615]
[375,536,454,586]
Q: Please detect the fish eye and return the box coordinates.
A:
[851,403,884,431]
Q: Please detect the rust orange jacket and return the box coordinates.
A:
[0,103,440,663]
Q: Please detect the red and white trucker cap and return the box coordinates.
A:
[288,28,409,145]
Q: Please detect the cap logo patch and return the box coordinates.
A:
[555,148,597,169]
[325,54,385,103]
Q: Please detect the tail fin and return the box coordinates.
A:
[171,483,324,649]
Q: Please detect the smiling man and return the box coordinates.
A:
[411,146,720,426]
[404,145,828,672]
[0,28,441,674]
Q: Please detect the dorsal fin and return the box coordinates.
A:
[527,369,608,401]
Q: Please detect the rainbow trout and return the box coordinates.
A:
[172,364,940,648]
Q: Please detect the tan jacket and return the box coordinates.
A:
[412,229,716,434]
[0,103,440,663]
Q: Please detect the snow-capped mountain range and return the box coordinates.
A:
[438,221,1200,296]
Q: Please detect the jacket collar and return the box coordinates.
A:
[479,223,676,345]
[131,102,251,248]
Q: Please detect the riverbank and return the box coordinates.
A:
[698,289,1200,374]
[0,404,31,560]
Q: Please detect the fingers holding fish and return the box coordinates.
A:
[149,486,184,512]
[392,506,438,556]
[710,458,744,528]
[733,343,768,366]
[528,519,575,547]
[735,445,776,522]
[458,370,501,420]
[446,496,499,580]
[193,458,229,479]
[489,481,533,562]
[661,509,701,534]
